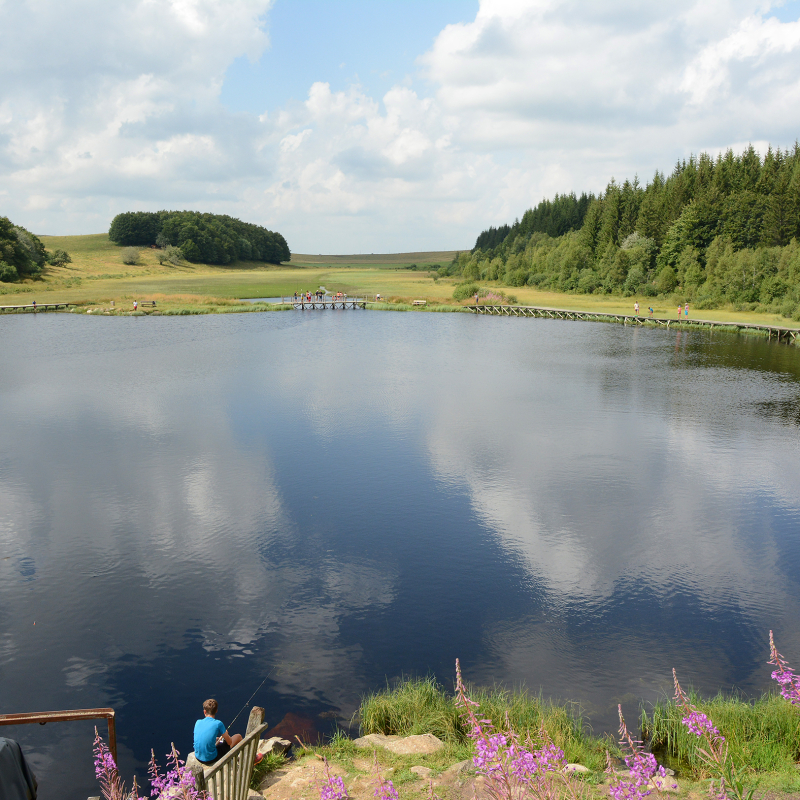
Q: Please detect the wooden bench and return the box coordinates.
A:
[189,707,268,800]
[88,708,268,800]
[412,300,427,306]
[140,301,157,308]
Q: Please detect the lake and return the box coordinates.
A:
[1,309,799,798]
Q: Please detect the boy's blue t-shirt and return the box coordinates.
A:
[194,716,226,762]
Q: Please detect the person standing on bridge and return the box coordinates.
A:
[677,304,682,318]
[32,300,36,312]
[684,303,689,317]
[475,292,479,306]
[634,301,639,316]
[649,307,654,317]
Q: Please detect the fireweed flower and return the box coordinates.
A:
[454,659,578,800]
[148,745,208,800]
[93,728,145,800]
[373,775,400,800]
[369,752,399,800]
[606,706,671,800]
[681,711,724,742]
[769,630,800,705]
[318,757,349,800]
[673,669,734,800]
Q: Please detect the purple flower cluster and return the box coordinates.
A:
[373,776,400,800]
[368,750,400,800]
[681,711,724,742]
[319,757,349,800]
[93,728,143,800]
[148,745,207,800]
[607,706,672,800]
[93,729,208,800]
[454,659,574,800]
[769,630,800,705]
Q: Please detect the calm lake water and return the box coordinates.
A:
[1,309,800,798]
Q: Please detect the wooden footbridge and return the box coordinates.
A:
[0,302,72,313]
[291,296,367,310]
[467,304,800,344]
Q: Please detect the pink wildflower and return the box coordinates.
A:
[607,706,667,800]
[318,757,349,800]
[769,631,800,705]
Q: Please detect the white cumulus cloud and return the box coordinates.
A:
[1,0,799,251]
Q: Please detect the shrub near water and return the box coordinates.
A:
[359,676,609,770]
[642,692,800,776]
[453,282,479,300]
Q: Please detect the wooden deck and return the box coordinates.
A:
[467,304,800,344]
[0,302,72,313]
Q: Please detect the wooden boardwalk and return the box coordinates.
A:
[0,302,72,313]
[293,297,367,310]
[467,304,800,344]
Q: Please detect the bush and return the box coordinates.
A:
[506,268,529,287]
[656,265,677,294]
[47,248,72,267]
[158,245,183,266]
[121,247,141,265]
[0,262,19,282]
[453,282,479,300]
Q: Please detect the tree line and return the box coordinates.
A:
[0,216,71,283]
[454,144,800,318]
[108,210,291,265]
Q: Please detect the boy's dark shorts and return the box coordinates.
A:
[198,740,231,766]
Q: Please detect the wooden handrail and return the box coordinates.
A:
[0,707,117,763]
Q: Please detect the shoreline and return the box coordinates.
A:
[3,300,798,346]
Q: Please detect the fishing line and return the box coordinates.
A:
[224,666,275,734]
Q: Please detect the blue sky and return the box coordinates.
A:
[221,1,479,113]
[2,0,800,253]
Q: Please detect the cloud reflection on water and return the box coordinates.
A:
[2,313,800,796]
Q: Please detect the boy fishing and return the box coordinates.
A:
[193,698,262,765]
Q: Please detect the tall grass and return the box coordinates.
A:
[358,676,611,770]
[642,692,800,776]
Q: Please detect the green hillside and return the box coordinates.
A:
[462,144,800,319]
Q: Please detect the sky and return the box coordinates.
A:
[1,0,800,254]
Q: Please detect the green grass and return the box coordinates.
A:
[358,676,613,771]
[250,751,288,790]
[642,692,800,779]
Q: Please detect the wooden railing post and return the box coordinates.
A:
[245,706,265,736]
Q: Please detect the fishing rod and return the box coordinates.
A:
[222,666,275,736]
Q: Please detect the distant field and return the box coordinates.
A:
[290,251,460,267]
[0,232,796,328]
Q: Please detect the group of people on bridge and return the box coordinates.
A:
[294,291,348,302]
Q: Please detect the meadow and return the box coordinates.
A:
[1,233,797,328]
